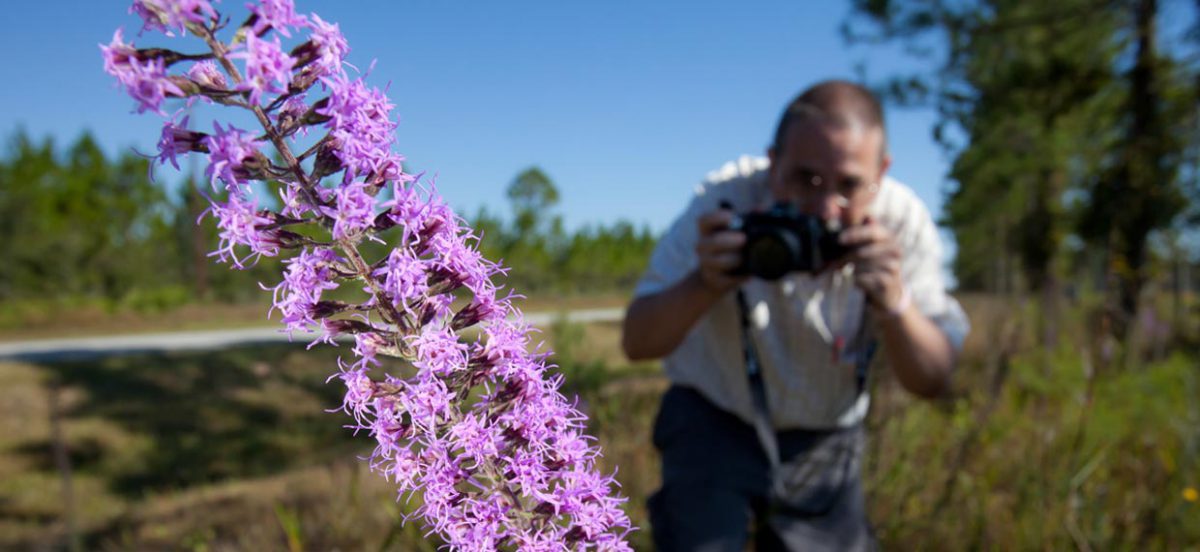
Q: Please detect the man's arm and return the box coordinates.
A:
[622,271,723,360]
[841,217,957,398]
[622,209,747,361]
[874,299,956,398]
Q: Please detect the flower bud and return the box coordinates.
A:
[290,40,320,69]
[237,150,273,182]
[156,118,210,170]
[310,300,352,319]
[324,318,376,335]
[167,75,202,97]
[312,141,344,179]
[263,229,309,250]
[187,60,228,90]
[289,65,322,95]
[373,210,398,232]
[135,47,199,67]
[303,98,333,126]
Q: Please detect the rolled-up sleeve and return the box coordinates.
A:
[633,196,703,299]
[896,201,970,353]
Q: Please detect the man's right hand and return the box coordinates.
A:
[695,209,749,294]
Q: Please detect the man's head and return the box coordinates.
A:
[767,80,891,227]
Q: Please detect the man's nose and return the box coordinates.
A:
[797,192,844,221]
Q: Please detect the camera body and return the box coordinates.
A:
[728,202,850,280]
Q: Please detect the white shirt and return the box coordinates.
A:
[634,156,969,429]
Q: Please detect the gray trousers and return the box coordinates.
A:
[648,386,876,551]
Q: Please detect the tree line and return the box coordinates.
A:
[0,133,657,310]
[845,0,1199,339]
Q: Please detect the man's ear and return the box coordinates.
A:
[878,153,892,182]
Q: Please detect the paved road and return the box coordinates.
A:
[0,307,625,363]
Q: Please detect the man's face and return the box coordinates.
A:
[767,117,890,227]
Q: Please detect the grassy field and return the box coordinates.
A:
[1,295,1197,550]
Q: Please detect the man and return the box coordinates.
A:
[622,80,969,551]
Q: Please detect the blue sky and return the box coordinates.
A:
[3,1,949,238]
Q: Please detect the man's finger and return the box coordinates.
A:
[698,209,736,236]
[839,221,890,247]
[702,252,743,272]
[697,231,746,255]
[846,243,899,265]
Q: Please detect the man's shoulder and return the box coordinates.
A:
[872,175,933,227]
[691,155,769,210]
[872,175,942,257]
[702,155,769,187]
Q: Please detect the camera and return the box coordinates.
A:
[726,202,851,280]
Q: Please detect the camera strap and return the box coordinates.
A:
[735,284,877,505]
[735,288,786,485]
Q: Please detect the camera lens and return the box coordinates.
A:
[745,229,800,280]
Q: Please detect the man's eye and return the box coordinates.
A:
[795,171,822,188]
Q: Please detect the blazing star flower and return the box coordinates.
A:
[409,326,469,377]
[131,0,218,36]
[99,29,137,78]
[127,58,186,114]
[204,192,279,268]
[317,74,397,177]
[247,0,309,37]
[101,33,186,115]
[275,94,311,136]
[374,247,429,311]
[155,116,207,170]
[307,13,350,76]
[202,122,262,189]
[401,375,455,431]
[331,362,375,422]
[267,246,343,333]
[233,33,296,105]
[277,184,311,218]
[325,180,376,240]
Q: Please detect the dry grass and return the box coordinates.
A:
[1,293,1197,550]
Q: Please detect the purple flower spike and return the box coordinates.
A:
[102,1,635,547]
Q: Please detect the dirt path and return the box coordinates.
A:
[0,307,625,362]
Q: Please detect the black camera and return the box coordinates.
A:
[727,202,850,280]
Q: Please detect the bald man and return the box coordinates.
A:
[622,81,969,550]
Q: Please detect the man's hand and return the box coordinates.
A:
[840,216,956,398]
[695,209,749,294]
[622,209,748,361]
[839,216,906,313]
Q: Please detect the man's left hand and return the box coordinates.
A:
[838,216,906,313]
